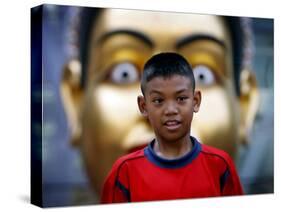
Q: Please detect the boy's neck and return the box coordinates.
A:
[154,135,192,159]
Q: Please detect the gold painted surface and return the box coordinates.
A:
[61,9,259,196]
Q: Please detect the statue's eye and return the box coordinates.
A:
[110,62,139,84]
[193,65,215,86]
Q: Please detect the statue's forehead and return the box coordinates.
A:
[94,9,230,43]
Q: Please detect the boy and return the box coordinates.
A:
[100,52,243,203]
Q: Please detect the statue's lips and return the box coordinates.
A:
[128,144,148,153]
[123,125,154,153]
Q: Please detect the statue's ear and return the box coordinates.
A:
[238,68,260,145]
[60,59,83,147]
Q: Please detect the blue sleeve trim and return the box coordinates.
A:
[220,168,230,192]
[115,179,131,202]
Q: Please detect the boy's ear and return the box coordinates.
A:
[137,95,148,118]
[193,90,202,113]
[60,59,83,147]
[238,68,260,145]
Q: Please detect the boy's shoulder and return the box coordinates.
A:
[111,148,145,171]
[200,143,234,165]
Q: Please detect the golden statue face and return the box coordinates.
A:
[61,8,259,195]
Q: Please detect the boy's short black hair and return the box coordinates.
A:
[140,52,195,95]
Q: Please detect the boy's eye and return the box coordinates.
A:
[177,96,188,102]
[152,98,163,104]
[193,65,215,86]
[109,62,139,84]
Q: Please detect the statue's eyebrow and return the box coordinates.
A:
[97,29,154,48]
[176,34,226,50]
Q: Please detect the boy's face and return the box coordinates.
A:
[138,75,201,143]
[61,8,258,194]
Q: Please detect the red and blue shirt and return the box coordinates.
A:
[101,136,243,203]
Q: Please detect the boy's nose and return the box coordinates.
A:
[164,102,179,115]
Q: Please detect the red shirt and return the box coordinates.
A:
[101,136,243,203]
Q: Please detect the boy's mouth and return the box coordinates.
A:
[163,120,181,130]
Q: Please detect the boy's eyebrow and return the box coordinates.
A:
[149,90,163,95]
[97,29,154,48]
[175,34,226,50]
[175,89,188,94]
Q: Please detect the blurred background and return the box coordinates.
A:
[31,5,273,207]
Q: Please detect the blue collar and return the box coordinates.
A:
[144,136,201,169]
